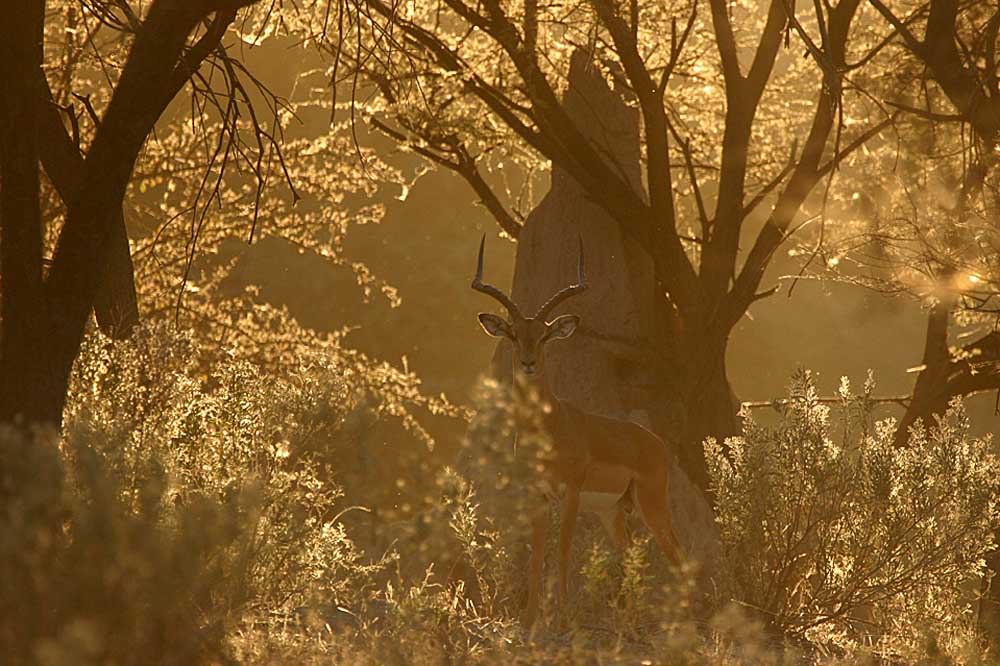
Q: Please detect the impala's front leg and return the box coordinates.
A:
[524,504,549,628]
[558,485,581,600]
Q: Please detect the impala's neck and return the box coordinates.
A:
[514,367,560,418]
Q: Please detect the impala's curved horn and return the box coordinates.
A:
[472,235,523,320]
[535,236,588,320]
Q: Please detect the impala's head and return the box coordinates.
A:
[471,236,587,379]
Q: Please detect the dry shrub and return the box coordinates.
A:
[0,324,384,665]
[707,370,1000,658]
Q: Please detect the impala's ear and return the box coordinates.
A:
[478,313,513,338]
[545,314,579,340]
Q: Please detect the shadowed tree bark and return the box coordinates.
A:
[0,0,258,427]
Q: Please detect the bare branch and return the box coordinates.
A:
[368,115,522,238]
[701,0,788,300]
[727,0,865,326]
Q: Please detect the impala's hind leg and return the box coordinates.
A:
[634,473,685,568]
[595,491,632,551]
[611,502,631,550]
[608,482,633,550]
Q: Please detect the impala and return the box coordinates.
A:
[471,236,685,626]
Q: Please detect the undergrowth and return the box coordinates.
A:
[2,331,998,665]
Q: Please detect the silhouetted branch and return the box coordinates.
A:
[34,0,260,425]
[742,395,911,409]
[367,115,522,238]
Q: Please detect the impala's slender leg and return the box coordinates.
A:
[614,481,634,549]
[634,472,685,568]
[558,486,581,600]
[524,504,549,627]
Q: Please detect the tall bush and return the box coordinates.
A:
[706,370,1000,655]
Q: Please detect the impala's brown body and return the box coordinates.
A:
[472,237,685,626]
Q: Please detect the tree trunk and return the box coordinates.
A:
[0,0,49,424]
[671,334,740,496]
[648,325,736,593]
[893,295,953,447]
[91,222,139,339]
[41,0,235,426]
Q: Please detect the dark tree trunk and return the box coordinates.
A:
[91,223,139,339]
[893,295,953,447]
[0,0,49,424]
[676,336,740,495]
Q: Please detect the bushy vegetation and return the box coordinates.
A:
[3,333,999,665]
[707,371,1000,660]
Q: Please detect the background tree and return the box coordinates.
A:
[332,0,903,495]
[1,0,465,553]
[816,0,1000,642]
[858,0,1000,442]
[0,0,261,426]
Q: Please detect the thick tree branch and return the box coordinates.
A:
[701,0,787,303]
[37,77,139,338]
[727,0,865,326]
[36,0,258,425]
[895,317,1000,446]
[893,294,954,446]
[708,0,743,87]
[34,10,239,339]
[590,0,702,311]
[870,0,1000,142]
[922,0,1000,140]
